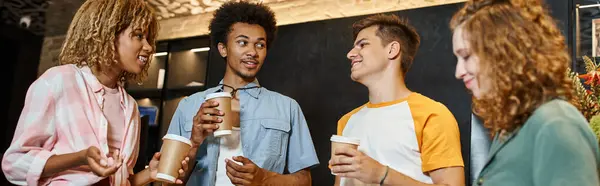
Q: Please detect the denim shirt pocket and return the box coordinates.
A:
[258,119,291,157]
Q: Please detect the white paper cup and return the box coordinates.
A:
[330,135,360,175]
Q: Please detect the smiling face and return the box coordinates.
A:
[453,25,490,99]
[115,26,153,75]
[218,23,268,80]
[346,26,391,83]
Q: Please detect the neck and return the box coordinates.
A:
[223,68,255,89]
[91,66,121,88]
[362,66,411,104]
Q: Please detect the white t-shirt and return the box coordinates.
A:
[337,93,464,185]
[215,127,243,186]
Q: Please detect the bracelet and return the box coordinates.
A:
[379,165,389,185]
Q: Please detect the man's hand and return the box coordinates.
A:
[191,100,223,147]
[329,147,387,184]
[225,156,266,186]
[81,146,123,177]
[148,152,190,184]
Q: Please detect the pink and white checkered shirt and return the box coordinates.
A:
[2,64,141,186]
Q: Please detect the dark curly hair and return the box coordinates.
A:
[209,1,277,49]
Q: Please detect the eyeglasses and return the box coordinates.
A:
[217,84,260,99]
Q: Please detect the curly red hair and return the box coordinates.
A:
[451,0,575,135]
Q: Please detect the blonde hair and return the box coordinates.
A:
[59,0,159,83]
[451,0,574,135]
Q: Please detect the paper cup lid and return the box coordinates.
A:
[162,134,192,146]
[214,130,232,137]
[330,135,360,145]
[205,92,232,100]
[156,173,176,183]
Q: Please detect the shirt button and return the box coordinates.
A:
[477,177,484,185]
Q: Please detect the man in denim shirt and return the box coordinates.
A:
[167,2,319,186]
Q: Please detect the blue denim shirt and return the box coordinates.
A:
[167,80,320,186]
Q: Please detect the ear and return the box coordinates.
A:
[218,42,227,58]
[386,41,401,60]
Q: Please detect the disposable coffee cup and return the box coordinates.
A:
[156,134,193,183]
[330,135,360,175]
[205,92,233,137]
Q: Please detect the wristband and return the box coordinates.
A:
[379,165,389,185]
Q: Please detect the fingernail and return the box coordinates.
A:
[100,159,108,166]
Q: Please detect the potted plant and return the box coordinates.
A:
[568,56,600,140]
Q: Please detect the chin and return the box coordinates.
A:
[126,67,143,75]
[236,71,257,80]
[471,90,482,100]
[241,74,257,79]
[350,72,363,82]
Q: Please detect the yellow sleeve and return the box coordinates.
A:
[418,103,465,172]
[337,114,351,136]
[337,105,365,135]
[331,105,365,170]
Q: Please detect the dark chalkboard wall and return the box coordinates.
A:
[205,1,570,185]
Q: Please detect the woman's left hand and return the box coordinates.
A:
[148,152,190,184]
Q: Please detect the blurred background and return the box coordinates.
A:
[0,0,578,185]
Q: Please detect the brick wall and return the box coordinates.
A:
[38,35,66,76]
[37,0,85,76]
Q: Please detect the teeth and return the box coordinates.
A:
[138,56,148,63]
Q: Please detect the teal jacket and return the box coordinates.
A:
[474,99,600,186]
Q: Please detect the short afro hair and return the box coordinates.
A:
[209,1,277,49]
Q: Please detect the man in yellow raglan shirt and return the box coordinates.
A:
[329,14,465,186]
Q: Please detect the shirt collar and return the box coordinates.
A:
[80,65,127,105]
[80,65,104,93]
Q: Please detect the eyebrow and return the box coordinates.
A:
[235,35,249,39]
[235,35,266,42]
[354,38,367,46]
